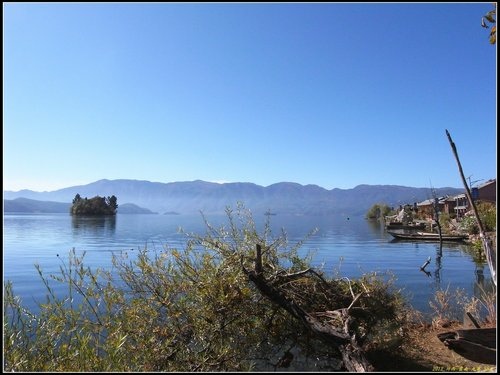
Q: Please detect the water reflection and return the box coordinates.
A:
[472,265,495,322]
[71,215,117,236]
[420,242,495,319]
[418,242,488,287]
[466,246,488,266]
[475,266,485,285]
[366,218,385,237]
[366,217,492,294]
[434,243,442,285]
[4,213,493,318]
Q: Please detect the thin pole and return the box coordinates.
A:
[445,129,496,287]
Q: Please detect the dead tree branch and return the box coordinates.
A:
[242,244,375,372]
[445,129,496,287]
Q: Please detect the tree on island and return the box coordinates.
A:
[70,194,118,215]
[365,203,393,220]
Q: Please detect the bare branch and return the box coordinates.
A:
[445,129,496,287]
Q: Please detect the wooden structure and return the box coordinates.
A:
[387,230,467,242]
[385,222,427,230]
[437,328,496,365]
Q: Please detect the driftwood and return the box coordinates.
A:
[242,244,374,372]
[437,328,496,365]
[420,256,432,277]
[420,256,431,271]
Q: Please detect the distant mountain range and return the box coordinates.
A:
[4,197,157,215]
[4,179,464,216]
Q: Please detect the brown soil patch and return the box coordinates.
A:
[368,321,497,372]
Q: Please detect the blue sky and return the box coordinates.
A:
[3,2,497,192]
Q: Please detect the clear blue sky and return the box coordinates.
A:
[3,2,497,192]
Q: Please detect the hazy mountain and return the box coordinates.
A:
[4,197,156,215]
[117,203,157,214]
[3,179,464,216]
[4,198,71,213]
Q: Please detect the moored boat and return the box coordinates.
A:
[387,230,468,242]
[385,221,427,230]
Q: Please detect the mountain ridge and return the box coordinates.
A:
[3,197,157,215]
[4,179,465,216]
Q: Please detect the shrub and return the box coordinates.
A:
[459,215,479,235]
[438,212,452,234]
[366,203,394,220]
[4,204,410,372]
[476,201,496,232]
[459,201,496,234]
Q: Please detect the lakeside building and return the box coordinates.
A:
[415,178,496,220]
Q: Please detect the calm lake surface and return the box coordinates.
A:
[3,212,493,318]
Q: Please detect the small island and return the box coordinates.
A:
[70,194,118,215]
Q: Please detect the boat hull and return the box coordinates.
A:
[387,230,467,242]
[385,222,427,230]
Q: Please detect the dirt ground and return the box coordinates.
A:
[368,321,497,372]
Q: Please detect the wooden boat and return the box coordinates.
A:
[387,230,468,242]
[385,221,427,230]
[437,327,496,364]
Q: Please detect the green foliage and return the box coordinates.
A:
[459,215,479,235]
[476,201,496,232]
[4,204,410,372]
[458,201,496,234]
[438,212,452,234]
[70,194,118,215]
[366,203,393,220]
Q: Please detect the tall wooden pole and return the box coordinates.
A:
[445,129,496,287]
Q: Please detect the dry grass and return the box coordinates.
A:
[367,320,497,372]
[367,284,497,372]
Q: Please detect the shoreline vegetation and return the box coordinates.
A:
[365,201,496,248]
[3,204,496,372]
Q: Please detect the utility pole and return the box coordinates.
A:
[467,175,484,189]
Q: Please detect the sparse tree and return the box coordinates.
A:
[72,193,82,205]
[366,203,393,220]
[106,195,118,213]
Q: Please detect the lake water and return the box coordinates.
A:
[3,212,493,319]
